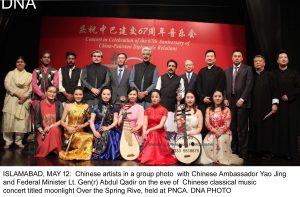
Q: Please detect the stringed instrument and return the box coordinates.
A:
[174,103,201,164]
[93,105,108,155]
[119,97,140,160]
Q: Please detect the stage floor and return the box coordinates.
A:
[1,143,300,166]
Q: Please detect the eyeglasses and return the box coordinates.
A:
[93,55,103,58]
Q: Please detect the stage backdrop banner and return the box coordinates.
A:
[40,16,245,74]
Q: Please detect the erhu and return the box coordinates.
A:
[93,104,109,155]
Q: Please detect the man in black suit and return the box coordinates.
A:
[181,59,197,92]
[195,50,225,137]
[81,50,110,106]
[224,50,253,158]
[110,53,130,105]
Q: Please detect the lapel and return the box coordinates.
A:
[228,66,234,88]
[235,64,244,80]
[112,68,118,84]
[182,74,189,87]
[191,73,197,83]
[118,68,128,86]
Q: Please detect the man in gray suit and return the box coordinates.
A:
[181,59,197,92]
[224,50,253,159]
[110,52,130,105]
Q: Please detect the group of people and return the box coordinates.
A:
[2,47,299,166]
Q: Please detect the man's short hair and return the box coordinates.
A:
[91,50,103,57]
[141,47,152,54]
[205,49,216,57]
[66,51,77,58]
[40,50,51,59]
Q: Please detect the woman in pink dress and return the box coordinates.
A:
[34,85,63,157]
[118,87,144,146]
[138,89,177,165]
[203,90,243,165]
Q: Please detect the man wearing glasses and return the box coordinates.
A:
[81,50,110,106]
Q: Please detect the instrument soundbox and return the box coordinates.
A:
[174,104,201,164]
[120,118,140,160]
[119,98,140,160]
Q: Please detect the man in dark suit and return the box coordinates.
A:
[224,50,253,158]
[81,50,110,106]
[129,47,158,109]
[195,49,225,137]
[181,59,197,92]
[110,53,130,105]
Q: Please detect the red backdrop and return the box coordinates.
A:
[40,16,245,74]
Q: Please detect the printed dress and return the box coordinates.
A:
[203,107,243,165]
[91,103,121,160]
[59,103,93,160]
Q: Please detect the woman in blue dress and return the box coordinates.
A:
[89,86,121,160]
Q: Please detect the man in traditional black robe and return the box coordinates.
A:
[249,55,279,159]
[195,49,225,136]
[272,50,300,159]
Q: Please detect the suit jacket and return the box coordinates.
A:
[224,64,253,108]
[110,67,130,104]
[181,72,197,92]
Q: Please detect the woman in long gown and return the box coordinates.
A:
[2,56,32,149]
[138,89,177,165]
[118,87,144,146]
[176,91,213,164]
[34,85,63,157]
[59,87,93,160]
[89,86,121,160]
[203,90,243,165]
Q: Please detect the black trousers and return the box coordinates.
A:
[229,95,249,157]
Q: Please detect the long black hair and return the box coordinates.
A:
[184,90,198,114]
[210,90,225,111]
[151,89,161,97]
[127,87,139,95]
[100,86,113,104]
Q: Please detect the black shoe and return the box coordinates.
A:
[286,156,292,160]
[261,153,273,160]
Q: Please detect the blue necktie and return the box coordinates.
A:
[118,69,123,83]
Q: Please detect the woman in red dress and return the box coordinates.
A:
[138,89,177,165]
[34,85,63,157]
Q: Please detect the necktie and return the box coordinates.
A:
[187,73,191,83]
[118,68,123,83]
[232,66,238,94]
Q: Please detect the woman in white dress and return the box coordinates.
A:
[203,90,243,165]
[176,91,213,164]
[2,56,32,149]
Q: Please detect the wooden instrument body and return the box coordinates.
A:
[120,118,140,160]
[174,135,201,164]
